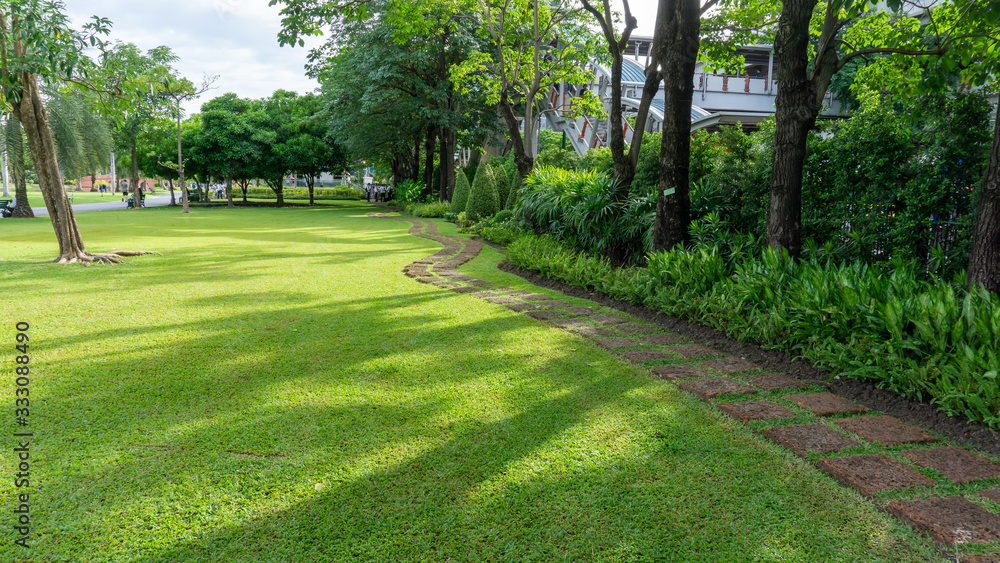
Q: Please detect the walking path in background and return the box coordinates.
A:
[30,193,173,216]
[372,211,1000,562]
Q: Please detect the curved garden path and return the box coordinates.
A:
[372,211,1000,559]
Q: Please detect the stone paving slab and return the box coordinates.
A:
[835,415,937,446]
[564,306,599,315]
[960,555,1000,563]
[676,378,756,401]
[650,364,712,380]
[531,300,574,309]
[717,401,796,422]
[551,318,594,329]
[527,311,564,320]
[506,290,533,296]
[815,454,936,496]
[701,357,761,374]
[570,326,618,338]
[416,277,437,284]
[980,490,1000,505]
[450,286,480,294]
[761,423,860,456]
[468,280,495,287]
[670,344,719,358]
[642,333,687,345]
[592,337,640,349]
[783,392,868,417]
[470,292,505,299]
[589,314,630,325]
[616,324,660,335]
[886,496,1000,545]
[506,303,540,312]
[618,349,675,364]
[485,297,523,304]
[744,373,811,391]
[521,294,554,301]
[901,447,1000,484]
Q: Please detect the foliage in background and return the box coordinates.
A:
[492,162,510,211]
[406,201,451,217]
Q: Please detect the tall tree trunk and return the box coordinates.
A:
[499,92,534,182]
[226,174,233,208]
[130,136,140,209]
[307,175,315,205]
[168,177,176,205]
[177,110,189,214]
[967,99,1000,294]
[423,124,436,196]
[651,0,700,252]
[12,72,87,261]
[8,118,33,218]
[439,127,455,202]
[767,0,822,258]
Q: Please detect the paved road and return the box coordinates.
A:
[30,194,174,216]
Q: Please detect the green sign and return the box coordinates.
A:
[662,188,675,196]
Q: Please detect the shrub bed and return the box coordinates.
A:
[507,234,1000,426]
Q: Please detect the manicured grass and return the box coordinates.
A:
[1,206,951,562]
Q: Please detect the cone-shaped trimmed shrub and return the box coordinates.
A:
[504,158,520,210]
[450,169,471,213]
[492,164,510,211]
[465,163,498,220]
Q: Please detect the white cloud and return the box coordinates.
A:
[62,0,324,114]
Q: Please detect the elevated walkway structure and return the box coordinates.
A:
[539,41,847,156]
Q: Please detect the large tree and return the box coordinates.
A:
[0,0,148,263]
[765,0,994,258]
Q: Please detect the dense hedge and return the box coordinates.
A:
[504,232,1000,426]
[450,170,471,213]
[465,162,499,220]
[239,186,364,199]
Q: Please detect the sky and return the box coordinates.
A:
[62,0,660,116]
[62,0,326,115]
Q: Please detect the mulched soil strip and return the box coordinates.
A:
[816,454,938,496]
[901,447,1000,485]
[380,215,1000,554]
[717,401,796,422]
[834,415,939,446]
[761,423,860,456]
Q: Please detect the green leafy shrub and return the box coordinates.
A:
[471,209,520,246]
[450,169,471,214]
[407,201,450,218]
[443,211,458,222]
[516,166,653,264]
[535,147,580,171]
[465,162,499,220]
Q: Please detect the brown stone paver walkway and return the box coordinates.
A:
[372,211,1000,555]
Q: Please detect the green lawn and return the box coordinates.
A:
[1,205,950,562]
